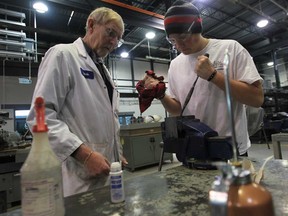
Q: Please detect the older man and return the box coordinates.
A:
[27,7,126,197]
[141,0,264,156]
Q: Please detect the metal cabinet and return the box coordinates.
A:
[121,123,172,171]
[0,170,21,213]
[0,148,29,213]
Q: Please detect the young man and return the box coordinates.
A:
[142,0,264,156]
[27,7,126,197]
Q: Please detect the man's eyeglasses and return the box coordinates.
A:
[166,21,195,46]
[105,27,124,49]
[166,33,191,46]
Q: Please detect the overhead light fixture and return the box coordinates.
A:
[257,19,268,28]
[120,52,129,58]
[33,2,48,13]
[145,32,155,40]
[267,62,274,66]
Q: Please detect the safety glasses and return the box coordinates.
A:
[166,21,195,46]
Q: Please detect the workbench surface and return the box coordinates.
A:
[2,159,288,216]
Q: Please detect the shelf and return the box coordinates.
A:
[0,39,26,47]
[264,90,288,113]
[0,18,26,27]
[0,8,35,60]
[0,8,26,21]
[0,29,26,39]
[0,50,26,58]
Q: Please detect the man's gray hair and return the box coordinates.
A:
[85,7,124,33]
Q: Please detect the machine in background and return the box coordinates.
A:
[0,111,30,213]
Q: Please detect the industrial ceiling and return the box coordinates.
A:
[0,0,288,76]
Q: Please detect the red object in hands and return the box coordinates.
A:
[136,70,166,113]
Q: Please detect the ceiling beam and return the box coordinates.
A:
[268,0,288,15]
[100,0,164,19]
[48,0,165,31]
[250,37,288,57]
[230,0,277,23]
[99,0,164,30]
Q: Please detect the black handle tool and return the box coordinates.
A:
[180,53,210,116]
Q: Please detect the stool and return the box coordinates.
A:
[272,133,288,159]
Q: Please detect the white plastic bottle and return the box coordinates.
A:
[20,97,65,216]
[110,162,125,203]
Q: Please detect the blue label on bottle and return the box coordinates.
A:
[111,184,122,189]
[111,176,121,179]
[110,175,123,189]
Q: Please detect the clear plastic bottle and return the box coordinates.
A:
[20,97,65,216]
[209,162,232,216]
[110,162,125,203]
[209,176,229,216]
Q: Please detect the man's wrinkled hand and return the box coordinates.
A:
[85,151,111,177]
[121,156,128,167]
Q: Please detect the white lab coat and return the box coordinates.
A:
[26,38,122,197]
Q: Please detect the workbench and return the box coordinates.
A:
[1,159,288,216]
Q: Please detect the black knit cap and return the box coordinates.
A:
[164,0,203,37]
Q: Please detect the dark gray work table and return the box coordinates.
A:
[2,159,288,216]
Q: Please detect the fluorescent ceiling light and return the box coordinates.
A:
[267,62,274,66]
[257,19,268,28]
[120,52,129,58]
[33,2,48,13]
[145,32,155,39]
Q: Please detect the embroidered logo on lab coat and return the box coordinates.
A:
[80,68,94,79]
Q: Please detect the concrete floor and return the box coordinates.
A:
[123,143,288,180]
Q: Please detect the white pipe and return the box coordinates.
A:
[223,49,238,162]
[34,11,38,63]
[2,59,6,109]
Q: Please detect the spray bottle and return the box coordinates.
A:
[20,97,65,216]
[209,162,232,216]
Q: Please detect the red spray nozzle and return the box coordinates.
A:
[32,97,48,132]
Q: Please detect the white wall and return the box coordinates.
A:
[109,58,169,94]
[0,59,169,120]
[111,58,168,120]
[0,76,37,106]
[154,62,169,80]
[132,60,151,81]
[119,98,166,121]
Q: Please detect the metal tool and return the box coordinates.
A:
[223,49,238,163]
[180,53,210,116]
